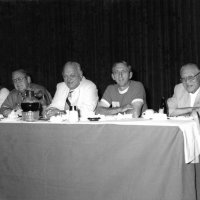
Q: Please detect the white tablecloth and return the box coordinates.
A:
[1,117,200,163]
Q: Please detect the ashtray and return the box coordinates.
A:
[39,117,49,121]
[88,117,100,121]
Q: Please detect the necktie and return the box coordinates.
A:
[66,91,73,107]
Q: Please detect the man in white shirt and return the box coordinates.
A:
[168,63,200,116]
[96,61,147,117]
[46,61,98,117]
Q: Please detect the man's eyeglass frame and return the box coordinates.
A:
[180,71,200,83]
[12,76,26,83]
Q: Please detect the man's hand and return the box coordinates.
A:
[122,101,143,118]
[3,109,12,117]
[192,107,200,112]
[120,104,134,113]
[192,107,200,117]
[13,104,22,116]
[96,102,143,117]
[2,105,22,118]
[44,107,61,118]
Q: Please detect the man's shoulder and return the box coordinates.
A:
[105,81,144,90]
[174,83,185,92]
[0,88,9,94]
[128,81,145,94]
[130,80,144,88]
[56,82,66,88]
[104,84,117,91]
[80,77,96,88]
[172,83,189,99]
[30,83,47,90]
[9,89,18,95]
[2,89,18,101]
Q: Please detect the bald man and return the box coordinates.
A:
[168,63,200,117]
[46,61,98,118]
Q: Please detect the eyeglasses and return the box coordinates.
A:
[12,76,26,83]
[180,71,200,83]
[113,70,129,76]
[63,74,78,79]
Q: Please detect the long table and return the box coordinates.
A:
[0,119,199,200]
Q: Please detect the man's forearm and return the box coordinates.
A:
[169,107,193,117]
[126,102,143,118]
[0,107,12,117]
[126,108,140,118]
[95,106,122,115]
[44,107,61,118]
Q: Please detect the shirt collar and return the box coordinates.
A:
[118,86,129,94]
[68,76,85,92]
[190,87,200,96]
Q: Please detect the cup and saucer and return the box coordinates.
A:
[142,109,155,119]
[142,109,167,120]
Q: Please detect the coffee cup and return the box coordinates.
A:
[142,109,154,119]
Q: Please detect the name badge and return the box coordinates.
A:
[112,101,120,107]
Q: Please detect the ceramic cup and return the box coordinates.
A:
[142,109,154,119]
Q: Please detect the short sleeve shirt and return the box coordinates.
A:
[101,80,147,111]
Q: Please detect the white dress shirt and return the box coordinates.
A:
[190,87,200,107]
[49,77,98,116]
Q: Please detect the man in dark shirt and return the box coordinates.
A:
[96,61,147,117]
[0,69,52,117]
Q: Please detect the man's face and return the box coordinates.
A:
[12,72,29,92]
[180,66,200,93]
[63,65,82,90]
[112,64,132,88]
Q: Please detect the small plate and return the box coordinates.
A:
[39,117,49,121]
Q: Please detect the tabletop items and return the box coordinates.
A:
[21,90,40,122]
[0,98,196,123]
[68,106,79,123]
[48,107,78,123]
[0,110,194,123]
[142,109,168,120]
[159,96,168,115]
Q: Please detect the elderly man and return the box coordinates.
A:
[0,69,52,117]
[168,63,200,117]
[46,61,98,117]
[96,61,147,117]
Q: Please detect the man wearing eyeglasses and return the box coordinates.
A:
[0,69,52,117]
[168,63,200,117]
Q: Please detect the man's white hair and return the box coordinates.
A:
[180,63,200,74]
[62,61,83,76]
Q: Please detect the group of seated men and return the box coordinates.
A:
[0,61,199,118]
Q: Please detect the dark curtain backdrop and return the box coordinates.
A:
[0,0,200,110]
